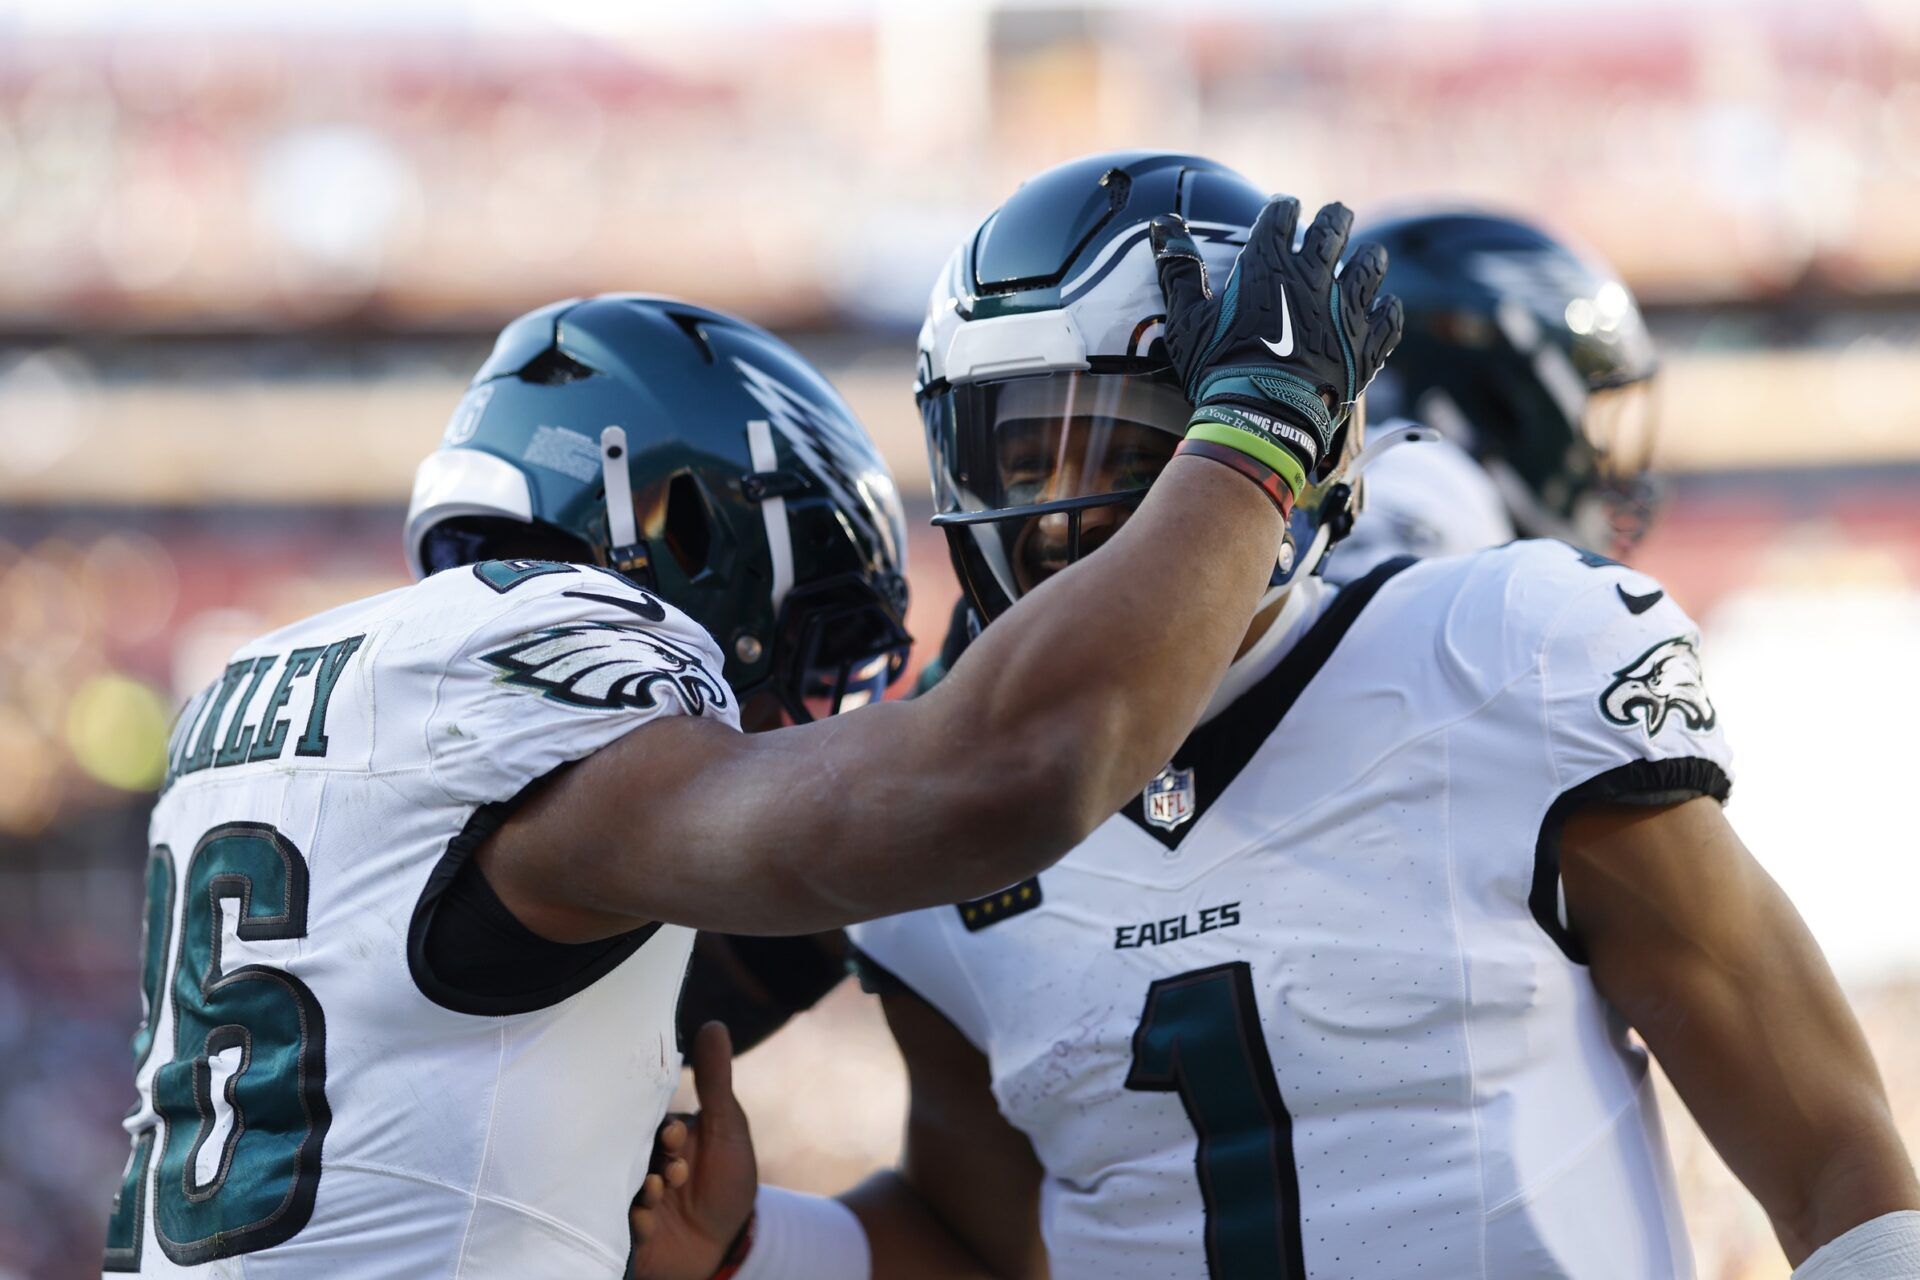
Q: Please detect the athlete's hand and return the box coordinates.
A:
[1152,197,1402,495]
[629,1023,759,1280]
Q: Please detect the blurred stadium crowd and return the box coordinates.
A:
[2,2,1918,1277]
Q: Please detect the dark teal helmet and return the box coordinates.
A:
[918,150,1366,625]
[1355,208,1661,553]
[405,294,911,721]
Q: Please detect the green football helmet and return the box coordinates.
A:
[404,294,911,721]
[1355,208,1661,553]
[917,150,1373,627]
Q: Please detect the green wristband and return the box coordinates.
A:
[1186,419,1308,498]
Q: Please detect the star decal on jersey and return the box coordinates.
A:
[1599,634,1715,738]
[479,622,728,715]
[955,878,1043,932]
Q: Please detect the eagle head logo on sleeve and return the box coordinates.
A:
[479,622,729,716]
[1599,634,1715,738]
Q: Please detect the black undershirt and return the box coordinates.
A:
[424,855,638,1003]
[409,778,662,1017]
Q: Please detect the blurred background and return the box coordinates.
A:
[2,0,1917,1275]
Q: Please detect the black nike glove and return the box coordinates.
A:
[1152,197,1402,503]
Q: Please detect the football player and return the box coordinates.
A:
[102,280,1398,1278]
[633,154,1920,1279]
[1324,206,1662,582]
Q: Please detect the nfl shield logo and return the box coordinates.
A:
[1143,765,1196,831]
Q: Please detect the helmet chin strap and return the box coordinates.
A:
[1254,420,1439,612]
[599,426,656,587]
[745,419,795,612]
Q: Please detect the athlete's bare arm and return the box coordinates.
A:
[484,456,1282,940]
[839,985,1047,1280]
[1562,797,1920,1266]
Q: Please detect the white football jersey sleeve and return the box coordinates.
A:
[417,562,735,803]
[1526,547,1731,959]
[107,560,737,1279]
[853,541,1731,1280]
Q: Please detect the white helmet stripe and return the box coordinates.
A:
[746,418,795,612]
[600,426,639,549]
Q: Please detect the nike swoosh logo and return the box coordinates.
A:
[1617,585,1664,615]
[563,588,667,622]
[1260,288,1294,358]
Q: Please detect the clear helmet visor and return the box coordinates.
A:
[1584,378,1658,479]
[928,370,1189,610]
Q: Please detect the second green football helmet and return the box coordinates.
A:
[1356,209,1660,553]
[405,294,911,721]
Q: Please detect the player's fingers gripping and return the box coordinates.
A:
[1300,202,1356,283]
[1338,241,1388,324]
[1240,195,1302,287]
[1361,293,1405,384]
[1150,215,1210,335]
[629,1172,667,1248]
[690,1021,747,1139]
[646,1113,691,1205]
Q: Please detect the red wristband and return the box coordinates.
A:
[1174,438,1297,518]
[708,1211,756,1280]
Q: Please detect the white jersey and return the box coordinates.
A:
[852,540,1731,1280]
[104,560,739,1279]
[1324,426,1515,586]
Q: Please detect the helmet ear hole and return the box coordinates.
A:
[662,471,715,579]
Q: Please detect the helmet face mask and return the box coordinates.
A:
[927,365,1187,616]
[406,294,911,724]
[771,572,912,722]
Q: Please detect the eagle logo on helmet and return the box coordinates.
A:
[1599,635,1715,738]
[480,622,729,716]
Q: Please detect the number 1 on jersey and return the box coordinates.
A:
[1125,961,1305,1280]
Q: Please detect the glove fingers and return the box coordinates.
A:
[1301,202,1355,277]
[1338,241,1389,320]
[1242,195,1301,283]
[1150,214,1210,321]
[1360,294,1405,383]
